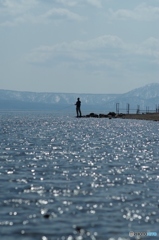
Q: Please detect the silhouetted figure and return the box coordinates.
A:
[75,98,82,117]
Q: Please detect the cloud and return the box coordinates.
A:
[108,3,159,21]
[0,0,103,27]
[55,0,102,8]
[0,0,38,16]
[27,35,125,62]
[26,35,159,72]
[134,37,159,58]
[0,0,84,26]
[43,8,84,21]
[86,0,102,8]
[0,0,39,26]
[26,35,126,73]
[55,0,78,7]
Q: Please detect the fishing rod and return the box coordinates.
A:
[57,104,74,112]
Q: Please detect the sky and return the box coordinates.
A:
[0,0,159,94]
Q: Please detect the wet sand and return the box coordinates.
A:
[119,113,159,121]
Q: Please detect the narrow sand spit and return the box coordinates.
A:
[119,113,159,121]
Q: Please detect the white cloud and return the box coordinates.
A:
[0,0,38,15]
[55,0,78,7]
[55,0,102,8]
[27,35,125,63]
[26,35,159,73]
[0,0,39,26]
[86,0,102,8]
[43,8,84,21]
[134,37,159,58]
[0,0,103,28]
[0,1,84,26]
[108,3,159,21]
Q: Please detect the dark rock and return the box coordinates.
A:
[99,114,108,118]
[43,214,50,219]
[86,113,99,118]
[118,113,125,117]
[75,226,82,232]
[108,112,116,117]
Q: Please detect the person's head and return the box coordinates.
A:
[77,98,80,100]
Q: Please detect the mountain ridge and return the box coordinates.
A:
[0,83,159,113]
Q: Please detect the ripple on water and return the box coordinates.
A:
[0,113,159,239]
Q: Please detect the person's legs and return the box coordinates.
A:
[76,107,79,117]
[79,109,82,117]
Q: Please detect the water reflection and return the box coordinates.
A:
[0,113,159,239]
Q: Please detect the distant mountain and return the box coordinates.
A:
[0,89,118,105]
[111,83,159,112]
[122,83,159,99]
[0,89,119,112]
[0,83,159,113]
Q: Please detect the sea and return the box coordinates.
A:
[0,111,159,240]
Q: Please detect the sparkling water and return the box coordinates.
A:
[0,112,159,240]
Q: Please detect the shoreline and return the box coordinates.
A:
[119,113,159,121]
[80,112,159,121]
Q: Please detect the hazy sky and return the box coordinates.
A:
[0,0,159,94]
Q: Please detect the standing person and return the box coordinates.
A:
[75,98,82,117]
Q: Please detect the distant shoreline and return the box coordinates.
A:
[80,112,159,121]
[118,113,159,121]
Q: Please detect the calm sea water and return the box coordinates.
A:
[0,112,159,240]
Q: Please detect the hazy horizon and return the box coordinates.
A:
[1,82,158,95]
